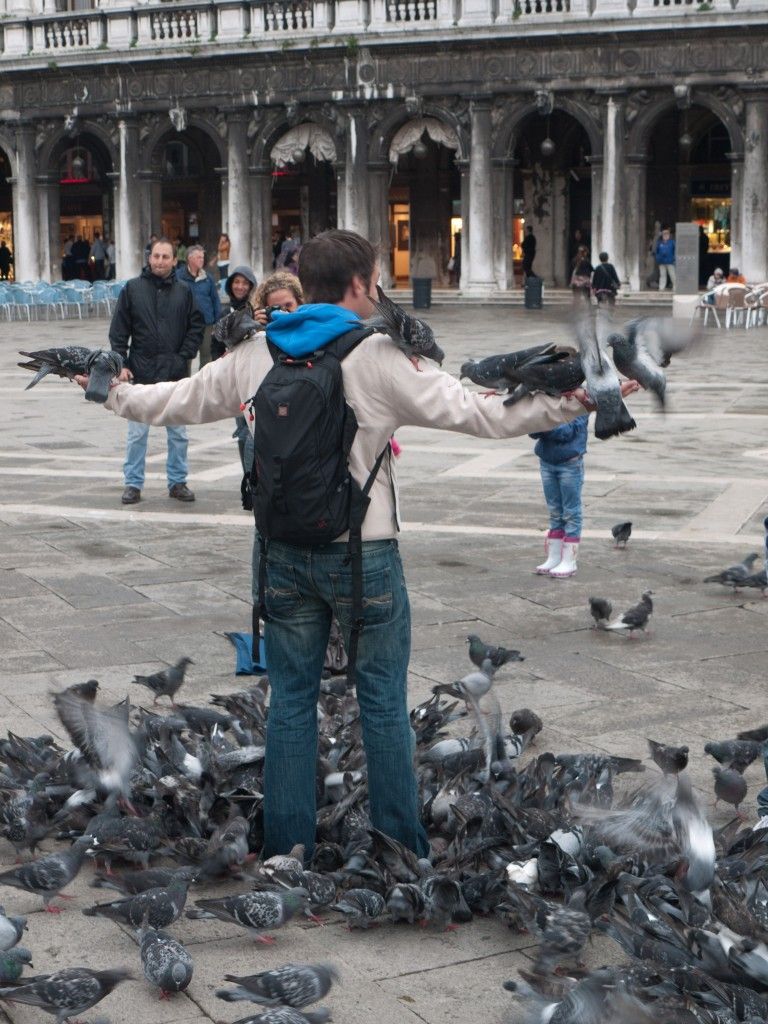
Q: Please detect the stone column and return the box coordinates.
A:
[465,101,495,295]
[728,152,743,274]
[36,174,60,282]
[368,162,392,289]
[136,169,161,259]
[742,93,768,283]
[552,171,568,288]
[492,157,516,290]
[249,164,273,283]
[624,155,647,292]
[341,110,370,239]
[589,155,603,274]
[226,113,251,268]
[11,124,40,281]
[115,115,142,280]
[456,159,470,292]
[599,93,627,282]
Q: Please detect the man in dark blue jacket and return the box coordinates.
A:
[109,237,204,505]
[175,244,221,368]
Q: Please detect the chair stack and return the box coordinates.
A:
[0,280,126,321]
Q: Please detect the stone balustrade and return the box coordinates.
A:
[0,0,762,57]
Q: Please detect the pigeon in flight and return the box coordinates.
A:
[611,521,632,548]
[606,590,653,638]
[588,596,612,629]
[623,315,702,368]
[607,332,666,407]
[647,738,689,775]
[363,285,444,367]
[0,966,131,1024]
[18,347,123,404]
[703,553,759,591]
[575,314,636,440]
[132,657,193,706]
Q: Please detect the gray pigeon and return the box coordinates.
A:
[132,657,193,705]
[363,285,444,366]
[226,1009,331,1024]
[704,738,760,771]
[713,766,748,814]
[647,739,688,775]
[741,569,768,597]
[576,314,636,439]
[606,591,653,638]
[0,966,131,1024]
[0,834,91,910]
[0,907,26,951]
[330,888,385,929]
[188,889,309,942]
[703,552,759,590]
[421,874,472,931]
[611,522,632,547]
[140,927,193,998]
[18,347,123,403]
[0,947,33,984]
[82,874,190,928]
[466,634,523,669]
[386,883,427,925]
[216,962,339,1008]
[588,596,613,628]
[509,708,543,741]
[459,343,559,394]
[607,332,667,407]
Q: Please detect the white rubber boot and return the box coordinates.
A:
[535,535,563,575]
[550,541,579,579]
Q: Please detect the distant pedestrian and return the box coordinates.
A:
[109,236,204,506]
[276,229,301,276]
[175,236,187,267]
[0,239,12,280]
[90,232,107,281]
[106,239,116,280]
[570,246,593,301]
[71,235,90,279]
[521,225,537,279]
[591,251,620,305]
[530,414,589,579]
[176,244,221,368]
[215,233,230,281]
[706,267,725,291]
[698,225,709,286]
[655,227,676,290]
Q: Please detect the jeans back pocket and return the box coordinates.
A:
[330,567,393,628]
[264,562,304,619]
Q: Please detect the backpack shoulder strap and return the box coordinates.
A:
[323,325,376,362]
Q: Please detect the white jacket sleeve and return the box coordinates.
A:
[379,344,588,438]
[105,348,244,425]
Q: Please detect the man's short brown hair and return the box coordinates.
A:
[298,230,376,303]
[150,236,176,256]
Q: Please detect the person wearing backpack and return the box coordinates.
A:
[78,230,638,859]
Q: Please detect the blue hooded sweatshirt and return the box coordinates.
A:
[265,303,361,357]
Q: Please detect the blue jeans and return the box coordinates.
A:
[539,457,584,539]
[262,539,428,860]
[758,740,768,816]
[123,420,188,490]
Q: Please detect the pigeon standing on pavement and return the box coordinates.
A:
[0,835,91,911]
[704,739,760,771]
[0,966,131,1024]
[216,962,339,1008]
[712,767,748,815]
[330,888,386,929]
[132,657,193,706]
[611,522,632,548]
[509,709,543,741]
[82,874,190,929]
[703,553,759,591]
[140,927,193,998]
[466,634,524,669]
[18,347,123,403]
[647,739,689,775]
[606,591,653,638]
[588,596,613,629]
[363,285,444,367]
[188,889,310,942]
[0,908,26,951]
[0,947,33,984]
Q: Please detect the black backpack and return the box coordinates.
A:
[247,327,389,684]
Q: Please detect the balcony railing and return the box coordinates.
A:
[0,0,761,57]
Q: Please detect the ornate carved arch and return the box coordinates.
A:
[251,109,342,168]
[492,97,602,160]
[627,91,744,156]
[368,103,469,164]
[0,131,18,177]
[38,120,118,175]
[142,114,225,170]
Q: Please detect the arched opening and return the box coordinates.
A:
[646,106,732,285]
[388,118,460,287]
[513,110,592,286]
[270,123,337,269]
[53,131,113,280]
[153,127,221,255]
[0,146,13,280]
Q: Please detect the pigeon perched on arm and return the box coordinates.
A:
[0,966,131,1024]
[501,352,585,408]
[703,553,760,591]
[18,347,123,404]
[611,522,632,548]
[363,286,444,368]
[459,343,559,395]
[588,596,612,629]
[575,314,636,439]
[213,307,262,351]
[132,657,193,706]
[606,591,653,638]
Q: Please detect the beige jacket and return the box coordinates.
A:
[106,331,587,540]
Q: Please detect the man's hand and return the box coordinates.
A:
[117,367,133,382]
[568,378,641,412]
[73,369,128,392]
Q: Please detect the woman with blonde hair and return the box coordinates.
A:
[252,271,304,319]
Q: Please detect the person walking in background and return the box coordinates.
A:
[175,236,187,267]
[591,251,620,305]
[570,245,593,301]
[530,414,589,579]
[0,239,12,280]
[90,232,107,281]
[106,238,116,280]
[216,233,230,281]
[655,226,676,290]
[176,244,221,368]
[71,235,90,279]
[698,225,709,287]
[521,224,537,279]
[109,236,203,506]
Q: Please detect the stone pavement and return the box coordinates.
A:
[0,307,767,1024]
